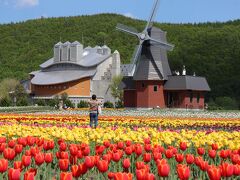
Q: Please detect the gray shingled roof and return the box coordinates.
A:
[164,75,211,91]
[31,70,96,85]
[119,77,135,90]
[133,27,172,81]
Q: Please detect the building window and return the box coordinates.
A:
[190,92,193,103]
[197,93,200,103]
[154,85,158,92]
[142,83,145,88]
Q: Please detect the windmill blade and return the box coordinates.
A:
[116,23,139,37]
[149,37,174,51]
[129,44,143,76]
[144,0,160,31]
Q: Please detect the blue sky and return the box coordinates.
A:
[0,0,240,24]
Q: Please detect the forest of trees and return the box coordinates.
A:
[0,13,239,108]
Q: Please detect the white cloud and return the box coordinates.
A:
[123,12,135,19]
[15,0,39,8]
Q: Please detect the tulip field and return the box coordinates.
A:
[0,114,240,179]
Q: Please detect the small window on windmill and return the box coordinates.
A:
[154,85,158,92]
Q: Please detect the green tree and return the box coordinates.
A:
[110,75,123,106]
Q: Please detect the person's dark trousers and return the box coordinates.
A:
[90,113,98,128]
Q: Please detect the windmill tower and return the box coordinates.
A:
[117,0,174,108]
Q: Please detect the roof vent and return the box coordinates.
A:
[54,42,62,63]
[61,41,71,61]
[70,41,83,62]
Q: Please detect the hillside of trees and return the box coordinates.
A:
[0,14,240,108]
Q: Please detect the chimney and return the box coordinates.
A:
[70,41,83,63]
[182,65,186,76]
[61,41,70,61]
[54,42,62,63]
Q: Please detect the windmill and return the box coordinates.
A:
[116,0,174,79]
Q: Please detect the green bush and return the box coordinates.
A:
[16,97,29,106]
[65,99,75,108]
[104,101,114,108]
[77,100,89,108]
[115,100,124,108]
[35,99,46,106]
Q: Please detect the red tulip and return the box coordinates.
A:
[143,153,151,163]
[194,156,203,166]
[22,155,31,167]
[125,146,133,155]
[233,164,240,176]
[84,156,95,169]
[102,154,112,163]
[34,153,45,166]
[0,143,7,153]
[25,150,31,156]
[117,141,124,149]
[175,154,184,163]
[0,158,8,173]
[112,152,121,162]
[157,163,170,177]
[212,143,218,150]
[70,155,78,165]
[95,145,105,155]
[199,160,209,171]
[136,169,148,180]
[24,171,35,180]
[30,147,39,157]
[8,140,16,148]
[185,154,194,164]
[0,137,6,143]
[60,172,72,180]
[144,138,151,144]
[207,166,221,180]
[177,164,190,180]
[153,152,162,161]
[17,137,27,147]
[44,153,53,163]
[14,161,22,169]
[165,149,173,159]
[208,149,217,159]
[156,159,168,166]
[97,160,108,173]
[8,168,21,180]
[82,146,90,156]
[27,136,35,146]
[60,151,69,159]
[220,150,230,159]
[220,162,234,177]
[59,159,69,171]
[60,142,67,151]
[103,140,110,148]
[125,140,132,147]
[78,163,88,175]
[69,145,78,156]
[114,172,133,180]
[4,148,16,160]
[144,144,152,152]
[197,147,205,156]
[168,146,177,154]
[231,154,240,164]
[47,140,54,150]
[71,165,80,178]
[180,142,187,151]
[136,161,145,170]
[77,150,83,159]
[135,145,143,156]
[123,158,131,169]
[145,173,155,180]
[14,144,23,154]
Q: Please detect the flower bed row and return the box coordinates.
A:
[0,136,240,180]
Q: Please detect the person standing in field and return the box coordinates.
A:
[88,94,102,128]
